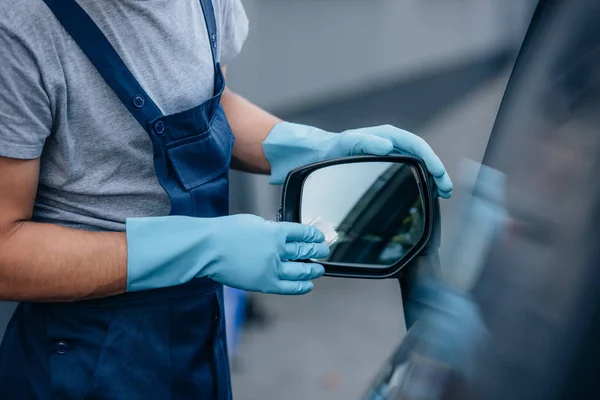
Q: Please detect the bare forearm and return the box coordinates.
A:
[0,221,127,302]
[221,88,281,174]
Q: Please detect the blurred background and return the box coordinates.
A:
[0,0,538,399]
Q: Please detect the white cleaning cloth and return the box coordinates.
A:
[308,216,339,247]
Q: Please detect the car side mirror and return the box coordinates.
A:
[278,155,442,279]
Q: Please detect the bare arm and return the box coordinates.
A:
[0,156,127,302]
[220,66,282,174]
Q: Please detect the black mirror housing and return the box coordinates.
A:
[280,155,441,279]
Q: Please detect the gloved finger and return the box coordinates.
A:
[272,280,315,295]
[438,188,453,199]
[360,125,448,179]
[433,172,454,196]
[279,222,325,243]
[362,125,454,194]
[282,242,330,260]
[339,133,394,156]
[278,261,325,281]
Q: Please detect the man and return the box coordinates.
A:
[0,0,452,398]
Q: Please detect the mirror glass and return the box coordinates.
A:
[301,161,425,268]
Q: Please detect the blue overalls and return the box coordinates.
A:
[0,0,234,398]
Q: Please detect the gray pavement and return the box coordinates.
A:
[230,74,511,400]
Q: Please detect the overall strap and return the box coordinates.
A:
[42,0,163,133]
[198,0,219,71]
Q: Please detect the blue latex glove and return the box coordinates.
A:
[126,214,330,294]
[263,122,453,198]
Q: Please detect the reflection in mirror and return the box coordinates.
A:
[301,162,425,269]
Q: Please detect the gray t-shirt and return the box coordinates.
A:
[0,0,249,231]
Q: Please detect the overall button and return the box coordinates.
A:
[132,94,145,108]
[154,120,165,134]
[56,341,69,355]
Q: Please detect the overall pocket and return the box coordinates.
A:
[168,289,222,399]
[45,307,116,400]
[46,304,172,400]
[46,288,222,400]
[165,121,234,191]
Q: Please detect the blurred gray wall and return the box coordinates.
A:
[0,0,537,340]
[227,0,534,111]
[227,0,536,219]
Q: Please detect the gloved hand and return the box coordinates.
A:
[126,214,330,294]
[263,122,453,198]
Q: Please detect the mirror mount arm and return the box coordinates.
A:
[398,251,441,330]
[398,196,443,329]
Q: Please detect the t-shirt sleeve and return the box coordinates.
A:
[0,24,52,159]
[218,0,249,65]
